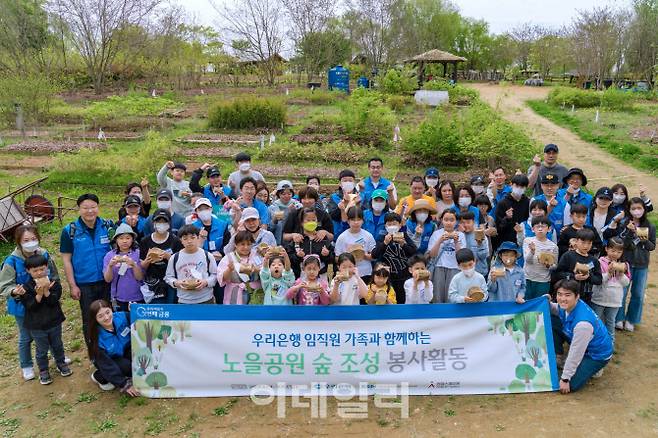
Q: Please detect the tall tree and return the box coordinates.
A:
[49,0,162,93]
[346,0,395,68]
[508,23,538,72]
[0,0,50,75]
[626,0,658,83]
[297,27,351,78]
[213,0,284,86]
[529,27,572,78]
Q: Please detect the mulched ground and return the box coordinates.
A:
[1,140,106,154]
[178,133,261,143]
[630,126,658,144]
[288,133,347,144]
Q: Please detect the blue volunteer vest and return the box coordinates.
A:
[193,216,229,252]
[330,192,349,240]
[360,176,392,208]
[557,188,593,210]
[203,184,231,207]
[65,217,112,284]
[405,219,435,253]
[533,194,567,236]
[3,250,51,317]
[98,312,130,358]
[364,209,388,242]
[559,300,613,361]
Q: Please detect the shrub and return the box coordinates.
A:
[85,92,179,122]
[208,97,286,130]
[259,141,376,164]
[547,87,600,108]
[379,68,418,95]
[601,88,635,111]
[386,95,414,112]
[422,80,479,105]
[0,74,61,127]
[288,89,342,105]
[335,88,395,147]
[404,102,535,167]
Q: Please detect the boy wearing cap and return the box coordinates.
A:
[143,189,186,236]
[269,180,302,245]
[227,152,265,198]
[558,168,593,211]
[60,193,113,346]
[190,163,231,211]
[488,242,526,303]
[157,161,192,217]
[527,143,569,196]
[140,209,183,304]
[119,195,148,240]
[531,172,567,237]
[327,169,362,240]
[359,158,397,210]
[396,176,437,220]
[364,189,391,243]
[192,198,230,262]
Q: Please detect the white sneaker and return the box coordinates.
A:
[615,321,624,330]
[91,371,115,391]
[64,356,72,365]
[624,322,635,332]
[22,367,35,381]
[593,369,604,378]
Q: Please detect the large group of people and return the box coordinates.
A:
[0,146,654,395]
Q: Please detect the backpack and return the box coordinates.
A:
[171,250,213,279]
[67,218,115,240]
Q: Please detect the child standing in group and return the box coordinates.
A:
[157,161,192,216]
[269,180,301,245]
[459,211,489,277]
[334,207,376,282]
[103,223,144,311]
[553,228,602,305]
[558,204,603,258]
[523,216,559,299]
[21,254,72,385]
[260,249,295,305]
[216,230,260,305]
[286,208,334,279]
[330,253,369,305]
[590,238,630,340]
[371,212,417,303]
[448,249,488,303]
[404,255,433,304]
[366,264,397,304]
[286,255,330,305]
[427,209,466,303]
[404,199,437,254]
[165,225,218,304]
[488,242,526,303]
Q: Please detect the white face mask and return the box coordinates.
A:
[458,197,472,208]
[472,185,485,195]
[341,181,355,193]
[197,210,212,222]
[386,225,400,234]
[372,201,386,212]
[157,200,171,210]
[21,240,39,253]
[512,187,525,197]
[425,177,439,188]
[415,212,428,223]
[631,208,644,219]
[613,194,626,205]
[463,268,475,278]
[239,162,251,172]
[154,223,169,233]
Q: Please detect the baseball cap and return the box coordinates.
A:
[207,166,221,178]
[152,208,171,222]
[276,180,293,193]
[544,144,559,153]
[371,189,388,201]
[470,175,485,185]
[595,187,613,200]
[241,207,259,221]
[194,197,212,210]
[425,167,439,178]
[156,189,173,200]
[541,173,560,184]
[123,195,141,207]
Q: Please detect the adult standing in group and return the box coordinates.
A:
[227,152,265,198]
[359,158,397,210]
[0,225,62,381]
[550,280,613,393]
[396,176,437,221]
[229,177,270,228]
[142,189,185,236]
[327,169,362,240]
[60,194,113,346]
[189,163,231,215]
[283,186,334,244]
[527,143,569,196]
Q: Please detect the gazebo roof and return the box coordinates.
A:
[404,49,467,63]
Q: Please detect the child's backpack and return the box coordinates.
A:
[171,250,213,279]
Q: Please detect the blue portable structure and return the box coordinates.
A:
[357,76,370,89]
[328,65,350,93]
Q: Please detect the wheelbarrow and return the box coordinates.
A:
[0,176,54,242]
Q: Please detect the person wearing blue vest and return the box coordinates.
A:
[142,189,186,236]
[192,198,230,262]
[0,224,62,381]
[531,172,567,237]
[87,299,140,396]
[60,193,113,347]
[327,169,362,241]
[359,158,396,210]
[550,279,613,393]
[487,166,512,216]
[363,189,390,243]
[233,177,270,228]
[557,167,593,211]
[119,195,148,240]
[189,163,231,214]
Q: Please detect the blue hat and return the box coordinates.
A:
[496,241,521,256]
[425,167,439,178]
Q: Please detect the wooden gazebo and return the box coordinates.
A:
[404,49,467,85]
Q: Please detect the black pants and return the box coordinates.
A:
[79,281,110,347]
[115,300,145,312]
[391,277,407,304]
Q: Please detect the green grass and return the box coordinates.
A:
[527,100,658,174]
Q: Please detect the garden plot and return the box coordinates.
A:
[177,133,261,144]
[180,146,249,159]
[1,140,106,154]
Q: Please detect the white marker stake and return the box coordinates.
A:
[269,133,275,146]
[571,104,575,113]
[260,135,265,150]
[595,110,600,123]
[393,125,401,142]
[285,88,289,96]
[151,89,157,98]
[98,128,106,141]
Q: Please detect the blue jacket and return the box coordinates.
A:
[239,199,270,226]
[98,311,130,358]
[143,211,185,236]
[193,216,229,253]
[360,176,392,208]
[120,215,148,239]
[405,219,435,254]
[557,188,593,211]
[63,218,112,284]
[532,194,567,237]
[558,300,613,361]
[488,265,526,302]
[491,184,512,215]
[364,208,389,243]
[3,250,52,317]
[203,184,231,208]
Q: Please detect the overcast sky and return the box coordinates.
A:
[179,0,629,34]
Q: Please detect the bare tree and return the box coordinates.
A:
[212,0,284,86]
[626,0,658,84]
[48,0,162,93]
[529,26,572,78]
[507,23,537,72]
[347,0,395,68]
